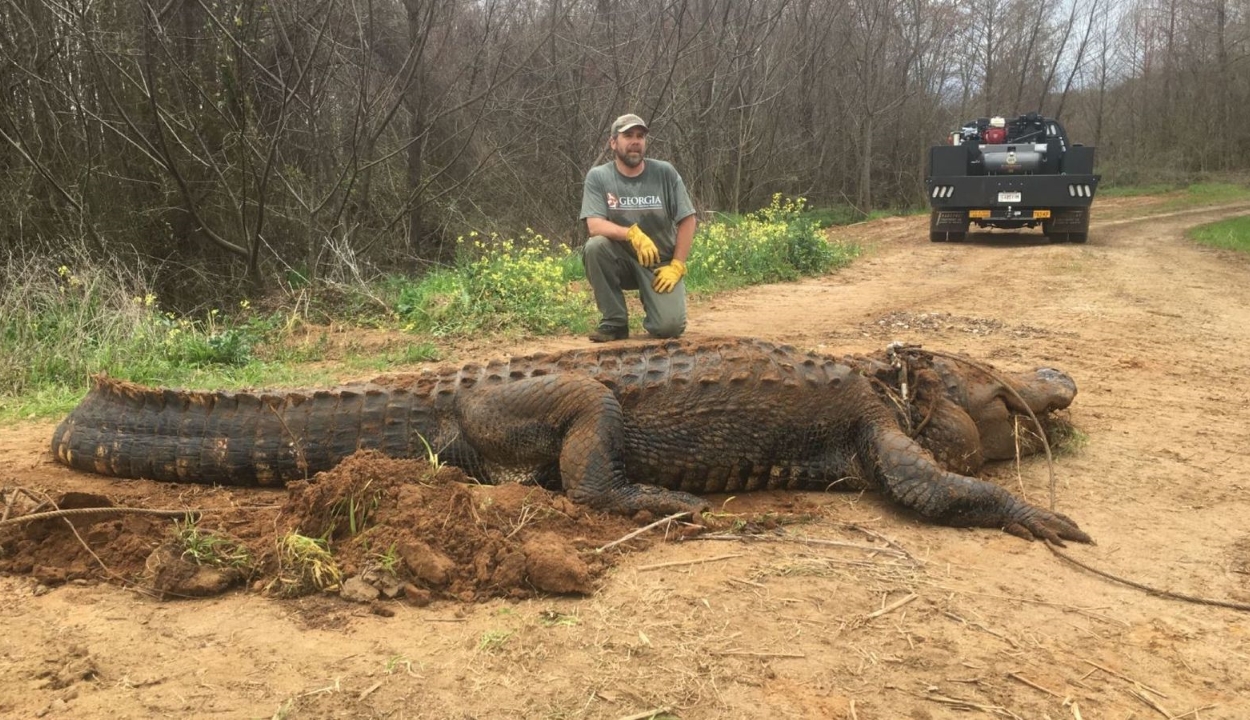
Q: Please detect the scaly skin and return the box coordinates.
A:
[51,337,1090,543]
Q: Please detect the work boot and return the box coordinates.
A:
[588,325,629,343]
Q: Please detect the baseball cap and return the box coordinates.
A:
[611,113,648,135]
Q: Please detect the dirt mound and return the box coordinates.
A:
[0,451,652,604]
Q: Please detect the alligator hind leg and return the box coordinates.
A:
[870,425,1090,544]
[454,375,708,517]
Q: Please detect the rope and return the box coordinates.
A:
[878,345,1250,613]
[891,345,1059,510]
[0,505,277,529]
[1046,542,1250,613]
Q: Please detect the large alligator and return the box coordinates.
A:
[51,337,1089,543]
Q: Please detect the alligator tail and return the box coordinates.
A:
[51,375,431,486]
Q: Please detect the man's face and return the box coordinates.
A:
[611,127,647,168]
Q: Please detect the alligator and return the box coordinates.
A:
[51,337,1090,544]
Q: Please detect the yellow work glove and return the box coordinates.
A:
[652,259,687,293]
[626,224,660,267]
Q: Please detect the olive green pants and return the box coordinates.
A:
[582,235,686,338]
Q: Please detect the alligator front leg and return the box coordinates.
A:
[871,427,1091,544]
[455,376,709,517]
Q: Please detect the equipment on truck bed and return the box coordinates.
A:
[926,112,1099,243]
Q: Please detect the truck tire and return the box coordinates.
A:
[1068,232,1088,244]
[1042,220,1061,243]
[930,230,947,242]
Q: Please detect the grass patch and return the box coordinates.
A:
[174,518,254,571]
[686,195,860,293]
[266,533,342,597]
[1189,215,1250,254]
[476,629,514,654]
[393,230,592,337]
[327,478,382,538]
[1159,182,1250,209]
[0,254,344,422]
[1098,182,1182,198]
[1101,181,1250,208]
[340,342,442,374]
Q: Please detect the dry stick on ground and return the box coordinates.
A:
[0,506,197,528]
[865,592,918,619]
[843,523,921,563]
[1081,660,1168,698]
[615,708,671,720]
[695,532,912,559]
[1,487,53,523]
[636,554,743,572]
[1006,671,1064,699]
[595,512,691,553]
[942,610,1021,649]
[924,692,1023,719]
[1169,706,1217,719]
[1012,415,1030,501]
[710,650,807,659]
[1126,687,1174,719]
[929,583,1129,627]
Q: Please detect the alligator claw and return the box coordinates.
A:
[1007,506,1092,546]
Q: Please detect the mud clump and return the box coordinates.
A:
[1,451,647,604]
[276,453,634,600]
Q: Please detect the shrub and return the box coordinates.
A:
[395,230,592,336]
[0,255,273,404]
[687,194,858,291]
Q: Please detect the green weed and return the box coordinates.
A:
[375,543,401,573]
[1189,215,1250,254]
[686,194,860,292]
[0,255,321,421]
[1100,180,1250,208]
[266,533,342,597]
[174,518,253,571]
[394,230,591,336]
[328,478,381,538]
[476,629,514,653]
[538,610,580,627]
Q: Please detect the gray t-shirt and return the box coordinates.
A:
[579,159,696,260]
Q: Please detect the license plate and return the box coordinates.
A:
[998,192,1022,203]
[1033,210,1051,219]
[968,210,991,219]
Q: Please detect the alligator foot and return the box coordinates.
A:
[1002,504,1091,546]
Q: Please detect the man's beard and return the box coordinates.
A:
[615,147,644,168]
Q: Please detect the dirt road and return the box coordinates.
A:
[3,196,1249,719]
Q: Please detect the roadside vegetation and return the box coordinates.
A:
[1099,180,1250,210]
[0,196,860,422]
[1189,215,1250,253]
[6,183,1248,425]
